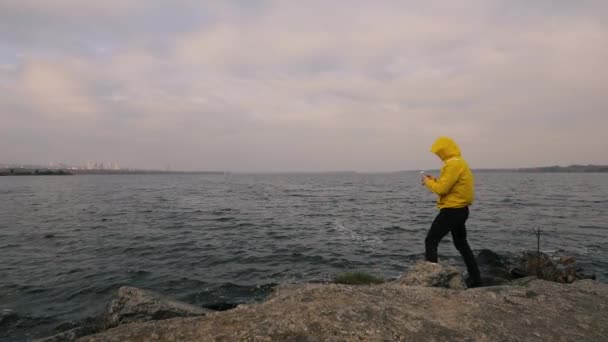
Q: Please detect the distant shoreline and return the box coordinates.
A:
[0,169,226,176]
[0,170,73,176]
[473,165,608,173]
[2,165,607,176]
[70,170,225,175]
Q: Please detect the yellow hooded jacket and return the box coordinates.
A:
[424,137,474,209]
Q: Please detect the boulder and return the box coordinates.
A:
[476,249,596,284]
[36,286,213,341]
[104,286,213,328]
[396,261,466,289]
[516,251,596,283]
[78,279,608,341]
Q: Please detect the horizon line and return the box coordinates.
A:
[3,164,608,174]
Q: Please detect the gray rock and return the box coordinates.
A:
[477,249,596,284]
[78,279,608,342]
[104,286,213,328]
[396,261,466,289]
[37,287,214,341]
[477,249,514,280]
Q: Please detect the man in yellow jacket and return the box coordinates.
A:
[423,136,482,287]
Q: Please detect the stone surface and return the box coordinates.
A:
[36,286,213,341]
[79,279,608,341]
[34,250,602,341]
[476,249,596,285]
[104,286,213,328]
[477,249,512,281]
[396,261,466,289]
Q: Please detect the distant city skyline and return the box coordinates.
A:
[1,1,607,172]
[1,161,124,171]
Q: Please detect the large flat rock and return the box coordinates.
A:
[36,286,213,342]
[79,279,608,341]
[104,286,213,328]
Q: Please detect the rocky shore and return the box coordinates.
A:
[33,249,606,342]
[78,279,607,341]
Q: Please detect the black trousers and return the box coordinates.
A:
[425,206,481,283]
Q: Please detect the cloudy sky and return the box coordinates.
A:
[1,1,607,171]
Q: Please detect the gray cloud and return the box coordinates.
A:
[1,0,607,171]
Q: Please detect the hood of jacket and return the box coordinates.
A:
[430,136,462,161]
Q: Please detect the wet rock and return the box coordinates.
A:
[475,249,513,286]
[477,249,512,280]
[476,249,595,284]
[35,317,105,342]
[477,249,508,268]
[396,261,466,289]
[37,287,214,341]
[104,286,213,328]
[516,251,596,283]
[79,280,608,342]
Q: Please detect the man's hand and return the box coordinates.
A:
[421,174,433,185]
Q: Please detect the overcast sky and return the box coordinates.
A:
[1,1,607,172]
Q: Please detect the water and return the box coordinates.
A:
[1,172,607,340]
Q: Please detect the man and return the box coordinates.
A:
[422,136,482,287]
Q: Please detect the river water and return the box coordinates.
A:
[1,172,607,340]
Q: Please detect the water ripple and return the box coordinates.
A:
[1,172,607,341]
